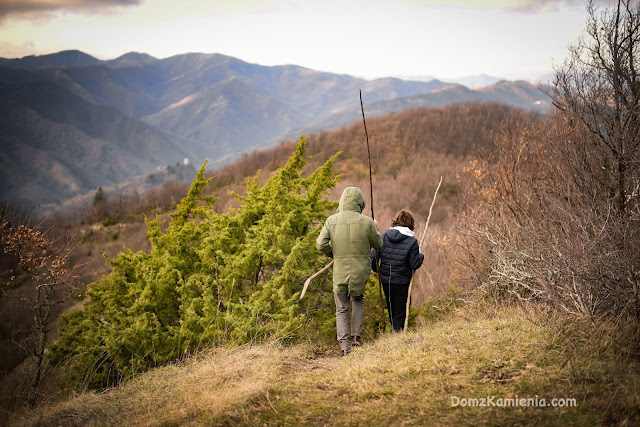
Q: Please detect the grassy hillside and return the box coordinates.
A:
[12,303,640,426]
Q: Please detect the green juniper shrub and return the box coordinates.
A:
[50,137,342,389]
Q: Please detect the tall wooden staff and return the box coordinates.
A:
[404,176,442,332]
[360,89,386,329]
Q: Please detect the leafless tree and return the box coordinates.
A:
[0,209,78,407]
[553,0,640,215]
[552,0,640,313]
[459,1,640,319]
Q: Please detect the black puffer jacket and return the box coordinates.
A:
[371,227,424,286]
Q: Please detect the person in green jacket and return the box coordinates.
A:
[316,187,383,356]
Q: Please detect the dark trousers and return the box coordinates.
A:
[382,283,409,332]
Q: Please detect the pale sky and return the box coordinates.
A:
[0,0,596,80]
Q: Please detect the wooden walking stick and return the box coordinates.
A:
[403,176,442,332]
[300,260,333,299]
[360,89,386,330]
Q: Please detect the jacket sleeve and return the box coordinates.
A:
[316,223,333,258]
[369,221,383,250]
[409,239,424,271]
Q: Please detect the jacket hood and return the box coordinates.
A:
[338,187,365,213]
[386,226,415,243]
[391,226,415,237]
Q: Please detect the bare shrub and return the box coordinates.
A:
[0,208,78,408]
[553,0,640,215]
[458,111,639,317]
[457,1,640,318]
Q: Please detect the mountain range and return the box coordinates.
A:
[0,49,551,211]
[391,73,504,88]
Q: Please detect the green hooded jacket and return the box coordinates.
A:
[316,187,383,295]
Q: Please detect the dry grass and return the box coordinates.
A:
[13,344,311,426]
[12,303,640,426]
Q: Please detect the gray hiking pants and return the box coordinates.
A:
[334,293,364,352]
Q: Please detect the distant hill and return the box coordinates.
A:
[0,50,553,211]
[0,49,101,69]
[302,80,550,136]
[448,74,504,88]
[0,52,453,146]
[0,81,192,211]
[36,161,197,219]
[143,76,310,154]
[476,80,550,109]
[397,73,505,89]
[105,52,158,68]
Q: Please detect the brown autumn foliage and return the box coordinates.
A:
[0,208,78,409]
[42,180,191,231]
[204,103,541,305]
[457,0,640,318]
[458,109,639,317]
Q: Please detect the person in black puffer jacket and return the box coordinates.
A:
[371,210,424,332]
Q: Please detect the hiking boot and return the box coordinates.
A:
[351,336,362,347]
[341,348,351,357]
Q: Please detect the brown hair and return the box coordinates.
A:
[392,210,415,231]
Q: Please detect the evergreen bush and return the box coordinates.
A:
[50,137,341,389]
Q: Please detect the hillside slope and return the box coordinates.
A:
[0,81,193,210]
[14,305,640,426]
[305,80,549,134]
[0,50,101,69]
[142,76,309,154]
